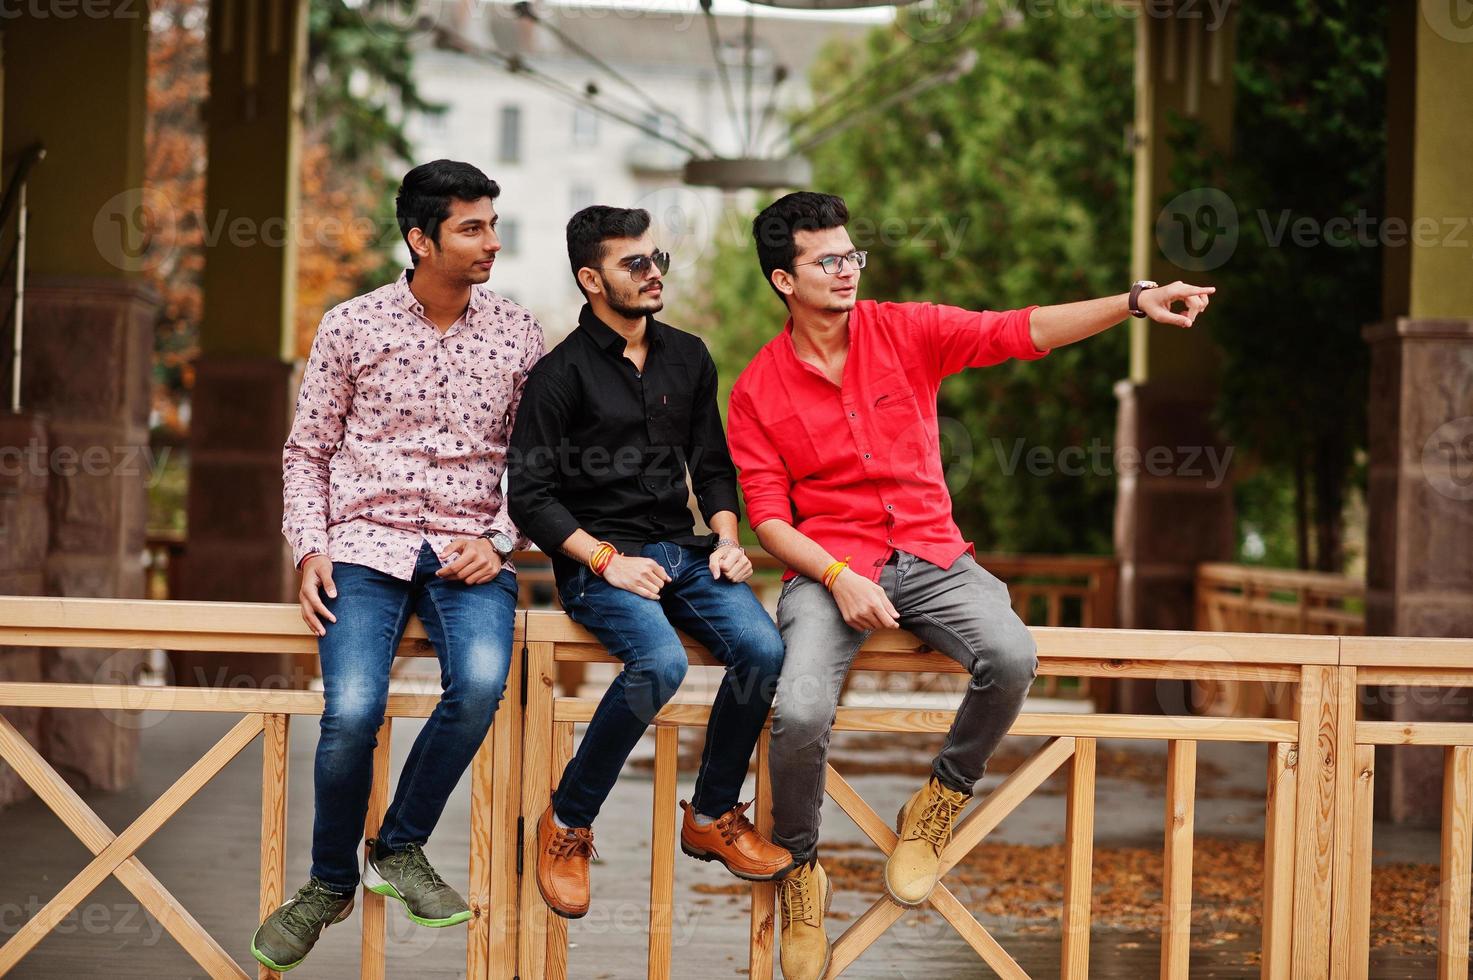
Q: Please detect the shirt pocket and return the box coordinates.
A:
[770,413,828,480]
[870,388,931,474]
[648,390,691,448]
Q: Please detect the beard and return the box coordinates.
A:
[603,276,665,319]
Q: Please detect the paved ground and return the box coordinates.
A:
[0,667,1445,977]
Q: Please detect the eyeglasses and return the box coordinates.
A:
[601,250,671,282]
[795,250,868,275]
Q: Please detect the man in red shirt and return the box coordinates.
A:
[727,192,1213,979]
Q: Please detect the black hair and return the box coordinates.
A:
[395,160,500,265]
[751,191,850,303]
[566,205,653,294]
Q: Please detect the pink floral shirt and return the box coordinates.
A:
[283,269,545,580]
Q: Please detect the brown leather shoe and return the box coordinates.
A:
[536,804,595,919]
[679,800,796,882]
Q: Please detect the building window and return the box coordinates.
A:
[499,218,520,256]
[572,107,598,147]
[569,182,596,213]
[498,105,522,163]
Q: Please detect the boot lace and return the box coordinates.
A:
[778,869,815,929]
[714,801,759,846]
[549,826,598,861]
[908,787,968,855]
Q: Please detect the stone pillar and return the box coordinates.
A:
[1112,3,1239,713]
[174,0,310,689]
[1364,4,1473,825]
[2,4,154,799]
[0,414,47,807]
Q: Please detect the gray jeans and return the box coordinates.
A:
[767,550,1038,864]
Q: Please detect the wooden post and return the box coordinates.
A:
[1161,739,1197,978]
[258,712,290,980]
[1061,736,1096,978]
[360,717,392,980]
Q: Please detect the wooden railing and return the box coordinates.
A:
[1195,563,1366,719]
[1,597,1469,978]
[0,596,524,980]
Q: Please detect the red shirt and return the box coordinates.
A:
[727,300,1047,582]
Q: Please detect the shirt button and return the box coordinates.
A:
[863,453,871,460]
[886,504,894,511]
[849,412,857,418]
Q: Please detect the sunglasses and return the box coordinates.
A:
[795,250,868,275]
[601,249,672,282]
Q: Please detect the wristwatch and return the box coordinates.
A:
[481,530,515,559]
[1129,280,1159,318]
[713,537,742,553]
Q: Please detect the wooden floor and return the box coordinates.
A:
[0,696,1444,978]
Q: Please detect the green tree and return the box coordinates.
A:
[687,3,1135,554]
[1176,0,1385,572]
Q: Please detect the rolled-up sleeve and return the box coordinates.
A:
[507,367,584,556]
[924,302,1048,379]
[727,386,793,529]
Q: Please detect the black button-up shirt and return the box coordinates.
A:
[507,304,741,585]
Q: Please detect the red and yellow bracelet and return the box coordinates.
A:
[589,541,618,577]
[821,557,851,591]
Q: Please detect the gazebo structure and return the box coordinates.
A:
[0,0,1469,828]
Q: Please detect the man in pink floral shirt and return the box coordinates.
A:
[253,161,544,972]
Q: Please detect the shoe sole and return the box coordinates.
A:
[249,896,354,971]
[363,859,473,927]
[883,801,936,909]
[681,840,797,882]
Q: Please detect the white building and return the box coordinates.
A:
[406,0,877,335]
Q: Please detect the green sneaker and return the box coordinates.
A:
[250,877,354,972]
[362,838,472,927]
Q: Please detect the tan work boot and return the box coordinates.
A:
[777,859,831,980]
[535,804,596,919]
[884,776,969,906]
[679,799,795,881]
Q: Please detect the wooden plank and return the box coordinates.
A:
[360,717,392,980]
[1357,721,1473,746]
[1262,742,1299,980]
[467,725,496,980]
[545,721,574,980]
[0,714,263,974]
[524,610,1341,664]
[1341,635,1473,670]
[488,613,528,980]
[0,712,249,979]
[1355,667,1473,688]
[1061,737,1096,979]
[1439,745,1473,980]
[1329,666,1359,976]
[258,713,290,980]
[649,725,679,980]
[518,641,557,980]
[749,732,776,980]
[1345,744,1375,980]
[928,884,1028,979]
[825,764,899,853]
[0,681,445,718]
[552,699,1299,743]
[1160,740,1196,979]
[1292,665,1336,979]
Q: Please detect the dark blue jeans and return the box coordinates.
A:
[310,541,518,892]
[552,541,785,828]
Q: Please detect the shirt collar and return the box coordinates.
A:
[393,267,491,322]
[577,303,665,354]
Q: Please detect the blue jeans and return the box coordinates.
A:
[552,541,785,828]
[310,541,518,892]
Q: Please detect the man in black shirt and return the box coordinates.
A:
[509,206,793,919]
